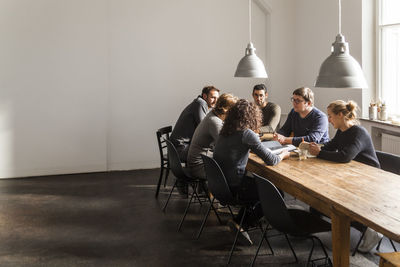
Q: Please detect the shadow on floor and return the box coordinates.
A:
[0,169,396,266]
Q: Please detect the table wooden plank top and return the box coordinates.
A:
[247,153,400,243]
[377,252,400,266]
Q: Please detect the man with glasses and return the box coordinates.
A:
[252,84,281,133]
[274,87,329,147]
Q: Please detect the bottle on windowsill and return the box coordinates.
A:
[379,103,387,121]
[369,102,377,120]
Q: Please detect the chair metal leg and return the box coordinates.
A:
[192,183,203,206]
[376,237,398,252]
[227,206,247,265]
[352,227,367,256]
[200,183,222,225]
[376,237,383,251]
[306,238,316,266]
[196,198,213,239]
[155,165,165,198]
[260,222,274,256]
[162,180,177,212]
[390,239,398,252]
[284,234,298,263]
[209,200,222,225]
[163,167,170,187]
[178,183,196,232]
[311,236,332,266]
[251,223,269,267]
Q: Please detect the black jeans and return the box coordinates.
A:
[233,175,263,230]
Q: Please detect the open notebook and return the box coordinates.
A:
[262,140,296,155]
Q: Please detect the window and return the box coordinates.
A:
[378,0,400,116]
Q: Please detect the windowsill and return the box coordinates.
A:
[360,118,400,129]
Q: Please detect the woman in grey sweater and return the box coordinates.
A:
[187,93,238,179]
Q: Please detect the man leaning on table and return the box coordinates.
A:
[274,87,329,147]
[170,85,220,162]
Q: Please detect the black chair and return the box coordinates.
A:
[253,174,332,266]
[199,155,271,265]
[376,150,400,175]
[352,151,399,255]
[155,126,172,198]
[163,139,212,231]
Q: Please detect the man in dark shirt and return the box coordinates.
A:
[275,87,329,147]
[170,86,220,162]
[252,84,281,133]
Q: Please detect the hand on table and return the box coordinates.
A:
[309,142,321,156]
[273,133,287,144]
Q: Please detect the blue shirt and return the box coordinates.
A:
[278,107,329,146]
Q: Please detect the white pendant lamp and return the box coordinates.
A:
[234,0,268,78]
[315,0,367,88]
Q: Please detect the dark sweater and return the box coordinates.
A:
[214,129,281,189]
[170,96,208,147]
[318,125,380,168]
[278,107,329,146]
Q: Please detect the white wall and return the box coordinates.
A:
[0,0,369,178]
[107,0,296,171]
[0,0,296,178]
[0,0,108,178]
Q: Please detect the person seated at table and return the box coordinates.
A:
[252,84,281,133]
[274,87,329,147]
[309,100,380,167]
[187,93,238,180]
[308,100,381,253]
[170,85,220,162]
[170,85,220,195]
[213,99,290,242]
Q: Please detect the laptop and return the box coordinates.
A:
[262,140,296,155]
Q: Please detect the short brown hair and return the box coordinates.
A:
[293,87,314,105]
[202,86,220,95]
[213,93,238,116]
[220,99,262,136]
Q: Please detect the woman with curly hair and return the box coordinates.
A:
[213,99,289,237]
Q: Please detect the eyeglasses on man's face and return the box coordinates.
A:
[290,97,305,104]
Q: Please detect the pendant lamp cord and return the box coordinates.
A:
[249,0,252,42]
[338,0,341,34]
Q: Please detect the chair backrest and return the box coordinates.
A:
[376,150,400,175]
[253,173,296,234]
[165,139,189,181]
[156,126,172,161]
[201,155,237,205]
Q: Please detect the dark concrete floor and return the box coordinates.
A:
[0,169,396,266]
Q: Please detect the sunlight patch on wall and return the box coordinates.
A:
[0,101,14,178]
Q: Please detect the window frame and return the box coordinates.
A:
[376,0,400,117]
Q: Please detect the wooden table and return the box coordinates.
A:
[377,252,400,267]
[247,153,400,267]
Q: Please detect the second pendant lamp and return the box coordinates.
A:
[315,0,367,88]
[234,0,268,78]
